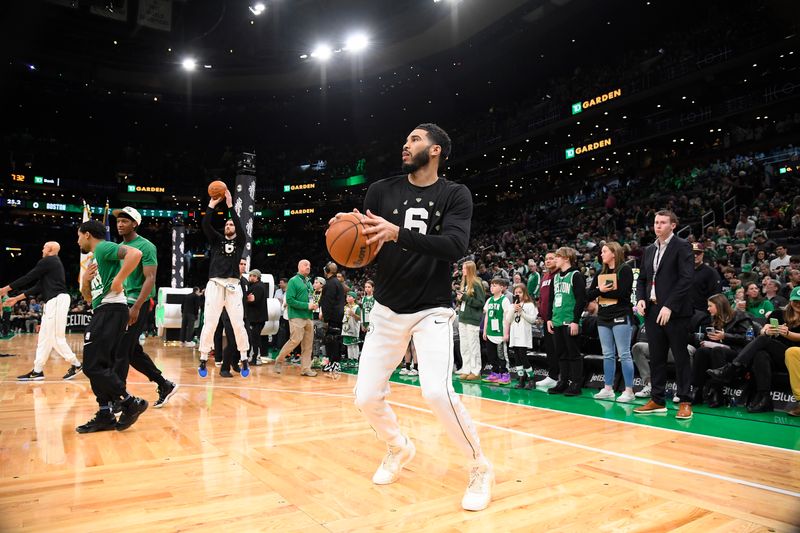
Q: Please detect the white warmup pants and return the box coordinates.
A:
[458,323,481,375]
[354,301,484,461]
[33,293,80,373]
[199,278,250,359]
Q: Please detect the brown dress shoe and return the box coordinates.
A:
[465,374,481,381]
[633,400,667,414]
[787,405,800,417]
[676,402,693,420]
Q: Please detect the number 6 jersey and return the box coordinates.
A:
[363,174,472,314]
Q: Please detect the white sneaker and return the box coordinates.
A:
[185,341,196,348]
[536,377,558,388]
[372,438,416,485]
[672,394,680,403]
[399,368,409,375]
[593,388,616,400]
[408,368,419,376]
[634,385,651,398]
[461,459,494,511]
[616,390,636,403]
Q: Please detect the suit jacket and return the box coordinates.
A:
[320,276,345,323]
[636,235,694,318]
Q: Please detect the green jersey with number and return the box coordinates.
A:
[484,295,507,338]
[551,270,577,327]
[361,295,375,324]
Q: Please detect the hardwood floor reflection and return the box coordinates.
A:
[0,333,798,532]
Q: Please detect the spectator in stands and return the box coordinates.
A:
[526,261,541,300]
[690,243,721,331]
[785,346,800,416]
[783,269,800,299]
[708,287,800,412]
[692,294,758,407]
[764,279,788,309]
[735,213,756,237]
[587,242,636,403]
[547,247,586,396]
[741,282,773,322]
[25,299,41,333]
[770,246,791,272]
[740,241,758,268]
[634,210,694,419]
[536,252,559,389]
[456,261,485,382]
[482,278,512,385]
[508,283,537,389]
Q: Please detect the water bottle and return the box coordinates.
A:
[745,326,754,342]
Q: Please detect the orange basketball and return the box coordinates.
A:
[208,180,227,199]
[326,212,377,269]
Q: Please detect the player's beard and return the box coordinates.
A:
[401,148,430,173]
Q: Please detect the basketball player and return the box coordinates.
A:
[0,241,82,381]
[112,207,179,408]
[329,123,493,511]
[197,189,250,377]
[76,220,148,433]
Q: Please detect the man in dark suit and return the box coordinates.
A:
[246,269,268,366]
[319,261,346,375]
[633,210,695,420]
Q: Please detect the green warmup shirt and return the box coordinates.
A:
[122,235,158,304]
[551,270,578,327]
[90,240,126,309]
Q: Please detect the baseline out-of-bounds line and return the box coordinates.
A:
[97,379,800,500]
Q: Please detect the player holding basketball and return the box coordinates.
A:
[329,123,493,511]
[197,188,250,378]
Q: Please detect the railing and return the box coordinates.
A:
[723,197,738,220]
[701,210,716,233]
[677,225,692,238]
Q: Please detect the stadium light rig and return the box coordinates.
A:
[344,33,369,52]
[181,58,197,71]
[249,2,266,16]
[310,44,333,61]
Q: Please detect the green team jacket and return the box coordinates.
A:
[458,281,486,326]
[285,273,313,320]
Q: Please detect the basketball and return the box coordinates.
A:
[207,180,227,200]
[326,212,376,269]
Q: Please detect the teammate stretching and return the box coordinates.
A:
[331,123,494,511]
[197,189,250,377]
[112,207,179,408]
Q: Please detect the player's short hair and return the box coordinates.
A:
[78,220,106,239]
[490,276,509,287]
[416,123,452,162]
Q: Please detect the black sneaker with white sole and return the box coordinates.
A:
[154,381,179,408]
[116,397,148,431]
[76,410,117,433]
[17,370,44,381]
[63,365,83,380]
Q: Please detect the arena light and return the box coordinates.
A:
[310,44,332,61]
[249,2,266,15]
[181,57,197,71]
[344,33,369,52]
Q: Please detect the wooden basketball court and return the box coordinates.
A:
[1,333,799,532]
